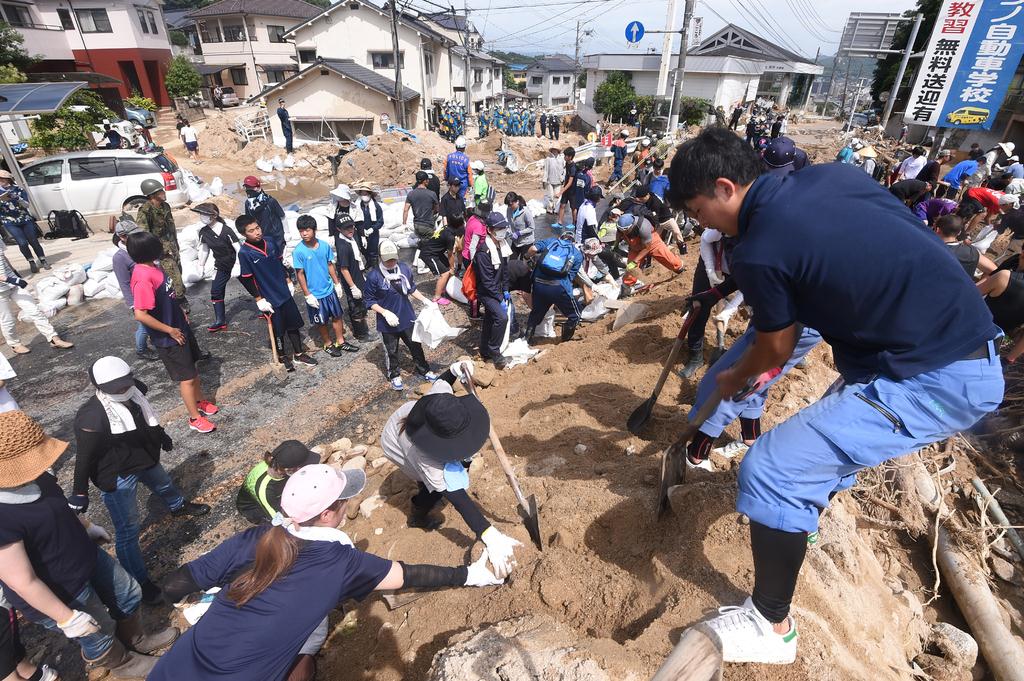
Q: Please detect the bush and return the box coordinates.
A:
[164,55,202,99]
[168,29,189,47]
[28,90,115,152]
[125,93,157,111]
[0,64,26,84]
[676,96,711,127]
[593,71,635,120]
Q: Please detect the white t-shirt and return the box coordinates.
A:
[897,155,926,180]
[379,380,452,492]
[180,126,198,144]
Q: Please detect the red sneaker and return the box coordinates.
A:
[189,415,216,433]
[197,400,219,416]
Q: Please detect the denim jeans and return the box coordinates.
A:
[100,464,184,585]
[29,547,141,661]
[134,321,149,354]
[5,220,45,261]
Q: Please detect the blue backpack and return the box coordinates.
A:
[538,239,575,278]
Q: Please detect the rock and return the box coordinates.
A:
[356,424,364,435]
[989,554,1024,586]
[428,615,613,681]
[415,382,432,396]
[737,514,750,525]
[346,445,369,459]
[337,398,355,413]
[573,444,588,455]
[331,437,353,454]
[929,622,978,670]
[365,445,384,459]
[346,497,362,520]
[311,445,326,458]
[625,445,637,456]
[371,457,388,470]
[474,363,496,387]
[374,527,384,536]
[342,456,366,472]
[359,494,385,519]
[641,473,656,486]
[453,380,468,396]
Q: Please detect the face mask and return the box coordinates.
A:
[360,194,371,203]
[105,389,134,402]
[494,228,509,240]
[245,188,259,198]
[199,215,214,226]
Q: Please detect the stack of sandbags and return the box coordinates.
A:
[33,277,70,317]
[51,264,87,306]
[526,199,546,218]
[177,221,240,288]
[82,248,124,300]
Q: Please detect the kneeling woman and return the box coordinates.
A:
[151,464,504,681]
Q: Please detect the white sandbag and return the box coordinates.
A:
[0,353,15,381]
[188,185,212,203]
[271,155,284,171]
[32,297,65,318]
[179,246,198,264]
[202,258,216,279]
[90,249,115,272]
[52,263,87,286]
[283,154,295,168]
[411,306,462,349]
[209,177,224,196]
[581,297,608,321]
[394,236,419,249]
[182,262,204,285]
[103,278,122,296]
[536,308,556,338]
[86,267,109,281]
[500,338,539,368]
[972,229,998,254]
[526,199,545,218]
[66,284,85,306]
[35,277,70,302]
[255,158,273,173]
[445,276,468,304]
[83,278,104,297]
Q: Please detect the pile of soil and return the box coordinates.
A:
[331,130,453,189]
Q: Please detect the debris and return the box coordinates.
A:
[370,457,388,470]
[359,494,385,519]
[573,444,588,455]
[342,456,366,472]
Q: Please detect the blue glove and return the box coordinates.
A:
[68,493,89,515]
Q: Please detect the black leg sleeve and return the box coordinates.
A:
[287,329,303,354]
[750,521,807,623]
[161,565,202,605]
[687,265,712,352]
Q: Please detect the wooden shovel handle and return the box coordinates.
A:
[463,374,530,511]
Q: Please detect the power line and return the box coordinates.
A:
[783,0,832,43]
[794,0,841,34]
[742,0,807,55]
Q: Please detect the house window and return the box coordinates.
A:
[298,49,316,64]
[147,10,158,34]
[370,52,404,69]
[1,3,32,27]
[530,76,542,85]
[75,8,112,32]
[267,24,286,42]
[424,52,433,76]
[198,21,221,42]
[264,68,292,84]
[222,23,246,41]
[230,67,248,85]
[493,68,499,79]
[57,8,74,28]
[473,68,482,84]
[136,8,149,33]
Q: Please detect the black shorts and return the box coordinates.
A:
[0,607,26,678]
[421,252,449,276]
[270,298,304,337]
[157,330,201,382]
[959,198,985,218]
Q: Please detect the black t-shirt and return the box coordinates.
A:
[1000,207,1024,239]
[198,222,239,272]
[439,192,464,222]
[406,188,438,231]
[334,237,366,293]
[419,226,455,258]
[916,160,941,184]
[948,242,980,277]
[0,474,98,619]
[987,271,1024,332]
[424,173,441,199]
[507,258,533,293]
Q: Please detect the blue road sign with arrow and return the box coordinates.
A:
[625,21,645,43]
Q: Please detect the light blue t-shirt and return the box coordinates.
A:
[292,239,335,299]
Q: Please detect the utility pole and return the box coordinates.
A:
[802,46,819,111]
[656,0,678,96]
[880,13,923,131]
[462,1,472,111]
[388,0,405,127]
[573,21,581,106]
[666,0,694,133]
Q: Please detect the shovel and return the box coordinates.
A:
[463,375,544,550]
[657,388,724,518]
[627,309,696,435]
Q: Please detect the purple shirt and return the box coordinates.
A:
[912,198,957,225]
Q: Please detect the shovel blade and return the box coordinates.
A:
[627,395,656,435]
[657,443,685,519]
[521,495,543,550]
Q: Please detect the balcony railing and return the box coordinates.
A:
[10,21,65,31]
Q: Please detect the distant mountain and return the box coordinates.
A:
[488,50,539,65]
[817,54,881,83]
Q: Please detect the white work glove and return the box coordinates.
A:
[448,360,474,382]
[480,527,522,580]
[58,610,101,639]
[380,309,400,327]
[351,286,363,300]
[287,282,295,296]
[305,293,319,309]
[464,550,506,587]
[334,282,344,298]
[706,270,724,287]
[256,298,274,314]
[85,522,111,543]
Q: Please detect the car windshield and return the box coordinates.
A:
[153,154,177,173]
[221,87,235,94]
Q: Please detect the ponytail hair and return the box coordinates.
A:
[227,526,300,607]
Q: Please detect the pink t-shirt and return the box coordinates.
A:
[130,263,186,347]
[462,214,488,261]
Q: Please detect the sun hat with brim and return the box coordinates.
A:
[351,181,374,194]
[405,393,490,464]
[998,142,1015,156]
[858,146,878,159]
[90,356,136,394]
[330,184,351,201]
[190,202,220,217]
[281,464,366,523]
[0,170,13,180]
[0,411,68,488]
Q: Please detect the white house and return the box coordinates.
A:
[525,54,576,107]
[185,0,321,100]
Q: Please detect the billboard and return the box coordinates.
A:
[905,0,1024,130]
[838,12,906,56]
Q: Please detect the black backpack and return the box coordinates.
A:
[45,210,91,240]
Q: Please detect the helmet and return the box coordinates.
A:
[617,214,637,230]
[242,176,261,188]
[140,178,163,196]
[470,160,485,171]
[455,136,467,149]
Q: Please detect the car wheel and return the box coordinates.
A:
[123,196,147,212]
[120,138,131,149]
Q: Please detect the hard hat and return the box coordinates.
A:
[140,178,164,196]
[617,214,637,229]
[379,240,399,260]
[470,160,485,171]
[455,136,467,149]
[242,175,261,188]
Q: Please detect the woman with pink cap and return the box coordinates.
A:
[151,463,504,681]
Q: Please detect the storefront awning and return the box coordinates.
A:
[0,82,88,115]
[196,63,243,75]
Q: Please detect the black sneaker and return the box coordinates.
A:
[140,580,163,605]
[408,510,443,531]
[293,352,318,367]
[282,355,295,372]
[171,501,210,517]
[337,341,360,353]
[324,344,343,357]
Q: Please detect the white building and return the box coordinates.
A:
[421,10,505,111]
[525,54,576,107]
[185,0,321,100]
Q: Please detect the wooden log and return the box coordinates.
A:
[649,627,723,681]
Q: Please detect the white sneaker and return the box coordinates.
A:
[390,376,404,391]
[712,441,749,459]
[704,597,797,664]
[686,456,714,472]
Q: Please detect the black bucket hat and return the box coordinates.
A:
[405,393,490,463]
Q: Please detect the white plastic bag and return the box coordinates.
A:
[500,338,539,368]
[445,276,468,304]
[536,308,556,338]
[271,155,284,171]
[255,158,273,172]
[209,177,224,196]
[581,297,608,321]
[283,154,295,168]
[411,306,462,349]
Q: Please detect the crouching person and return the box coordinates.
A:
[526,223,584,343]
[152,464,505,681]
[0,411,178,680]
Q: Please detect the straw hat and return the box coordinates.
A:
[0,411,68,488]
[859,145,878,159]
[350,181,374,194]
[0,170,13,180]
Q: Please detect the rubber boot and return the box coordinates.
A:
[352,315,370,341]
[679,347,704,379]
[84,639,159,680]
[28,259,38,274]
[525,325,536,343]
[560,321,577,343]
[469,299,480,320]
[208,301,227,331]
[116,611,179,654]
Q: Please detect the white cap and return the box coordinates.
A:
[470,160,485,171]
[330,184,351,201]
[379,240,399,259]
[999,193,1020,209]
[455,136,467,149]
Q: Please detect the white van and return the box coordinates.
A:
[20,150,188,218]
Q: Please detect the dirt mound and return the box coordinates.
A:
[332,130,453,189]
[200,112,245,159]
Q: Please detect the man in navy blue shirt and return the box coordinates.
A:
[276,98,293,154]
[665,127,1004,665]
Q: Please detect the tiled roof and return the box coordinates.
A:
[186,0,321,20]
[527,54,576,72]
[251,58,419,103]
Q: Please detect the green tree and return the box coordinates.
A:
[164,54,202,99]
[676,96,712,126]
[576,71,586,89]
[168,29,190,47]
[126,92,157,111]
[503,68,517,91]
[28,90,115,152]
[871,0,942,104]
[0,64,26,84]
[0,22,38,71]
[593,71,635,120]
